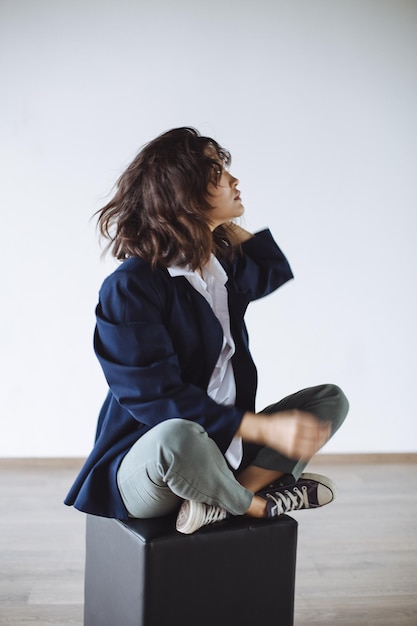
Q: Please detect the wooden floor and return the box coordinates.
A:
[1,457,416,625]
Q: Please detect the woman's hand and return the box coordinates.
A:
[238,410,331,460]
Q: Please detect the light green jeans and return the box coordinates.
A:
[116,384,349,518]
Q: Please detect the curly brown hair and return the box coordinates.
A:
[96,127,240,269]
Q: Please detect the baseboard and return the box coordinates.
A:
[0,457,86,469]
[312,452,417,464]
[0,452,416,469]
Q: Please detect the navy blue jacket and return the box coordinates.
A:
[65,229,293,518]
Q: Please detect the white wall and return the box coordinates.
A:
[1,0,416,456]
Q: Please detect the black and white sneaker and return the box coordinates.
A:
[176,500,229,534]
[258,473,337,518]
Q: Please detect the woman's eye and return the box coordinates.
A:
[211,165,223,183]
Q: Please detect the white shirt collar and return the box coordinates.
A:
[168,254,227,284]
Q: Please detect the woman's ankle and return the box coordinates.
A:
[245,495,268,518]
[237,466,285,493]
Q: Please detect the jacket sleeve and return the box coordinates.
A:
[226,228,293,300]
[94,266,244,454]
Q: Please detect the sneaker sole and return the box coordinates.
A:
[176,500,204,534]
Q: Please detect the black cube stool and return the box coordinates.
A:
[84,512,298,626]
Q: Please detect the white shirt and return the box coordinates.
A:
[168,254,243,469]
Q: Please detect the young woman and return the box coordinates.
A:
[65,127,349,534]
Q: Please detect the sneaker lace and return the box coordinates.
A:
[267,485,309,515]
[203,505,227,526]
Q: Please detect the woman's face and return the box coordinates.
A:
[206,162,244,230]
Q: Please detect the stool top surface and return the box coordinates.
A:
[115,513,297,542]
